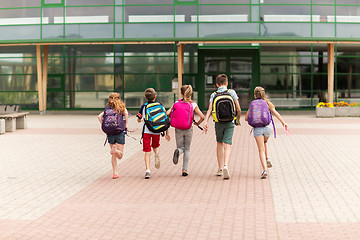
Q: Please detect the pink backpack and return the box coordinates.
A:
[170,99,194,130]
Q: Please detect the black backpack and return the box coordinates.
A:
[211,90,236,122]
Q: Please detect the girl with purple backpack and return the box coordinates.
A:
[98,92,128,179]
[245,86,287,179]
[167,85,205,176]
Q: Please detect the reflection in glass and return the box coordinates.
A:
[124,23,173,38]
[230,57,252,73]
[204,57,226,73]
[230,74,251,91]
[261,23,311,37]
[312,23,335,37]
[199,23,258,38]
[65,24,113,38]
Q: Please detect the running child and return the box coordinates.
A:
[98,92,128,179]
[167,85,205,176]
[137,88,170,179]
[245,86,288,179]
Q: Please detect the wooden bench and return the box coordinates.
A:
[0,112,29,133]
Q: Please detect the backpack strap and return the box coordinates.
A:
[271,113,276,138]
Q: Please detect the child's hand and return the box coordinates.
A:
[235,117,241,126]
[203,124,209,134]
[165,134,170,141]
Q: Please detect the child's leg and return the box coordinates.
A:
[264,137,269,159]
[109,144,118,175]
[216,142,224,170]
[116,143,124,160]
[223,143,232,167]
[175,129,185,154]
[255,136,267,171]
[145,152,151,170]
[182,128,193,172]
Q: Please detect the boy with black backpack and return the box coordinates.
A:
[137,88,170,179]
[203,74,242,180]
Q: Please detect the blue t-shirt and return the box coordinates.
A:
[209,86,239,103]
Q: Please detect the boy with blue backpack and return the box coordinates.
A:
[98,92,128,179]
[203,74,242,180]
[137,88,170,179]
[245,86,287,179]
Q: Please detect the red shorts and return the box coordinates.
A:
[142,133,160,152]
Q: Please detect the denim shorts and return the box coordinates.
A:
[107,131,126,145]
[253,126,272,138]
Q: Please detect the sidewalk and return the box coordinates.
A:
[0,112,359,240]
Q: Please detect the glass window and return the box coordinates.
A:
[312,23,335,37]
[337,24,360,38]
[124,23,173,38]
[175,23,197,38]
[42,8,63,24]
[115,24,123,38]
[198,5,249,22]
[124,44,174,55]
[42,25,64,39]
[251,5,260,22]
[199,23,258,38]
[261,23,311,37]
[65,74,114,91]
[199,0,248,3]
[261,5,311,21]
[312,5,334,22]
[336,75,360,91]
[125,6,173,22]
[124,0,173,5]
[65,7,113,22]
[176,5,197,22]
[48,58,64,74]
[0,9,41,25]
[45,0,62,3]
[312,0,334,4]
[115,7,123,22]
[0,26,40,40]
[123,74,172,92]
[204,57,226,73]
[65,57,113,74]
[262,0,310,3]
[66,0,113,6]
[0,75,37,91]
[65,24,113,39]
[337,57,360,74]
[124,56,174,73]
[337,0,360,5]
[65,45,114,57]
[0,0,41,7]
[0,92,39,108]
[335,6,360,23]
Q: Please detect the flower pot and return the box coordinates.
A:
[316,107,335,118]
[350,107,360,117]
[335,107,350,117]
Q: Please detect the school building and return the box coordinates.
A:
[0,0,360,111]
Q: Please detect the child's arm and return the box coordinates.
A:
[234,99,241,120]
[97,112,104,124]
[166,105,173,116]
[194,106,205,126]
[165,129,170,141]
[136,105,144,123]
[124,109,129,130]
[245,110,249,121]
[270,108,287,128]
[203,102,213,134]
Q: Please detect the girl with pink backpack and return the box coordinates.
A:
[167,85,205,176]
[245,86,287,179]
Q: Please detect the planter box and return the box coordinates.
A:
[350,107,360,117]
[335,107,350,117]
[316,107,335,118]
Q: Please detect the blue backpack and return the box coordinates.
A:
[143,102,170,134]
[101,106,126,135]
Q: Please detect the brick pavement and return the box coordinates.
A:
[0,112,359,239]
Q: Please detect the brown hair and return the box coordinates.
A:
[216,74,228,86]
[254,86,275,110]
[181,85,193,102]
[107,92,126,114]
[145,88,156,102]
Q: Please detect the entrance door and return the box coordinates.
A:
[198,49,260,110]
[47,74,65,109]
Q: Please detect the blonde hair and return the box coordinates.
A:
[181,85,193,102]
[254,86,275,110]
[107,92,126,114]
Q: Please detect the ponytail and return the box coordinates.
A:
[181,85,193,102]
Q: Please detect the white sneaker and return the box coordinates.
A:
[267,159,272,168]
[261,170,268,179]
[223,165,230,179]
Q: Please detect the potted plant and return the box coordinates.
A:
[349,103,360,117]
[316,102,335,118]
[333,101,350,117]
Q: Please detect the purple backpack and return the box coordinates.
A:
[101,106,126,135]
[247,99,271,127]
